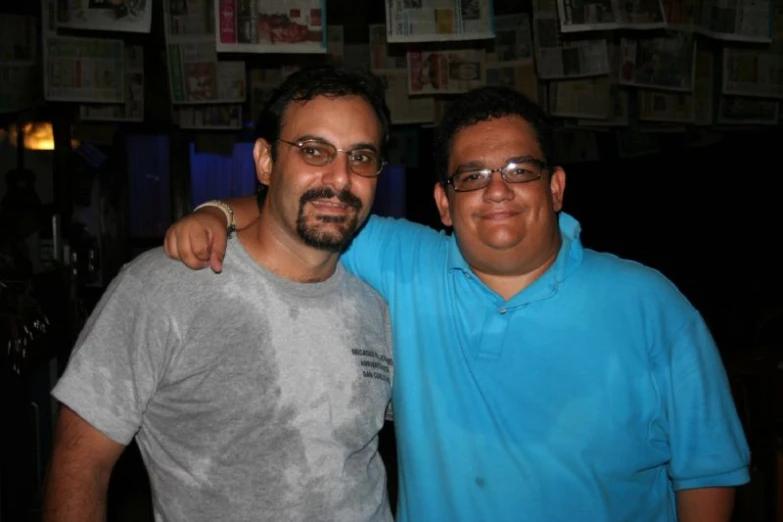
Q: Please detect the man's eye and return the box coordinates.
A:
[350,152,374,164]
[302,146,324,157]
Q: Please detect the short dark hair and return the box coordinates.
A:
[254,65,391,207]
[433,86,555,185]
[255,65,391,159]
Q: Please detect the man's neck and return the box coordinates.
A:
[471,234,563,301]
[237,218,340,283]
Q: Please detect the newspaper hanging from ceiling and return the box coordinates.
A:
[385,0,495,43]
[369,24,435,124]
[176,104,244,129]
[549,76,612,119]
[215,0,326,53]
[533,0,610,79]
[164,0,246,104]
[55,0,153,33]
[556,0,667,33]
[0,14,38,113]
[80,44,144,122]
[407,49,487,95]
[722,47,783,98]
[717,96,779,125]
[619,33,695,92]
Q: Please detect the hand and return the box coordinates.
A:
[164,207,229,273]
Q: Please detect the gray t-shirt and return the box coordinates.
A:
[52,240,394,522]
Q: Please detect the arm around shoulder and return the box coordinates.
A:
[43,405,125,522]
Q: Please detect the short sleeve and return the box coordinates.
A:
[660,316,751,490]
[52,271,179,445]
[341,215,445,299]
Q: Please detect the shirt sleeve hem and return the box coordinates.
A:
[52,383,138,446]
[672,466,750,491]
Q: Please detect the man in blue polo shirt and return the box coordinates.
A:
[163,86,750,521]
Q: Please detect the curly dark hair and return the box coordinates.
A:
[433,86,555,185]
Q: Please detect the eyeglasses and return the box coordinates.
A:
[446,158,549,192]
[278,138,385,178]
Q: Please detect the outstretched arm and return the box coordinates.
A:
[676,487,736,522]
[42,406,125,522]
[164,196,258,272]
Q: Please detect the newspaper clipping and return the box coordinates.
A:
[697,0,773,43]
[45,36,125,103]
[533,0,609,79]
[0,14,38,113]
[487,62,539,101]
[56,0,153,33]
[717,96,779,125]
[386,0,495,43]
[549,76,611,119]
[164,0,246,104]
[619,34,695,91]
[326,25,344,65]
[378,69,436,124]
[215,0,326,53]
[722,48,783,99]
[249,67,283,121]
[557,0,667,33]
[177,104,243,129]
[488,13,533,63]
[408,49,486,95]
[661,0,697,31]
[80,44,144,122]
[577,86,630,126]
[369,24,435,124]
[637,90,694,123]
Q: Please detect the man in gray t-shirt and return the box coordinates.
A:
[43,66,395,522]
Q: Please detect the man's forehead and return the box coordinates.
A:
[449,118,542,164]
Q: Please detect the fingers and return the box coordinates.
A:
[207,228,227,273]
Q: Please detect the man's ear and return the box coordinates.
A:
[433,182,453,227]
[549,167,566,212]
[253,139,273,185]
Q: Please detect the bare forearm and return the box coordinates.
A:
[676,487,735,522]
[43,464,110,522]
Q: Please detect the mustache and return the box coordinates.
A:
[299,187,362,211]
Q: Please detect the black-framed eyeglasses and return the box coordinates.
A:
[446,158,549,192]
[278,138,386,178]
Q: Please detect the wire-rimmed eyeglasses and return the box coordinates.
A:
[278,138,386,178]
[446,158,549,192]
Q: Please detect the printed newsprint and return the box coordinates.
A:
[408,49,486,95]
[176,104,243,129]
[249,67,283,122]
[553,129,600,163]
[215,0,326,53]
[326,25,344,65]
[44,36,125,103]
[577,86,630,126]
[716,96,779,124]
[637,90,694,123]
[661,0,697,31]
[697,0,773,43]
[487,62,539,101]
[0,14,38,113]
[488,13,534,64]
[533,0,609,79]
[80,45,144,122]
[56,0,153,33]
[557,0,666,33]
[369,24,435,124]
[164,0,246,104]
[386,0,495,43]
[722,48,783,98]
[378,69,436,124]
[616,127,661,158]
[619,34,695,92]
[549,76,611,119]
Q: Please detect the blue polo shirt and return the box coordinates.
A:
[341,212,749,522]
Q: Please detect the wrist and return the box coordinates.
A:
[193,200,236,237]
